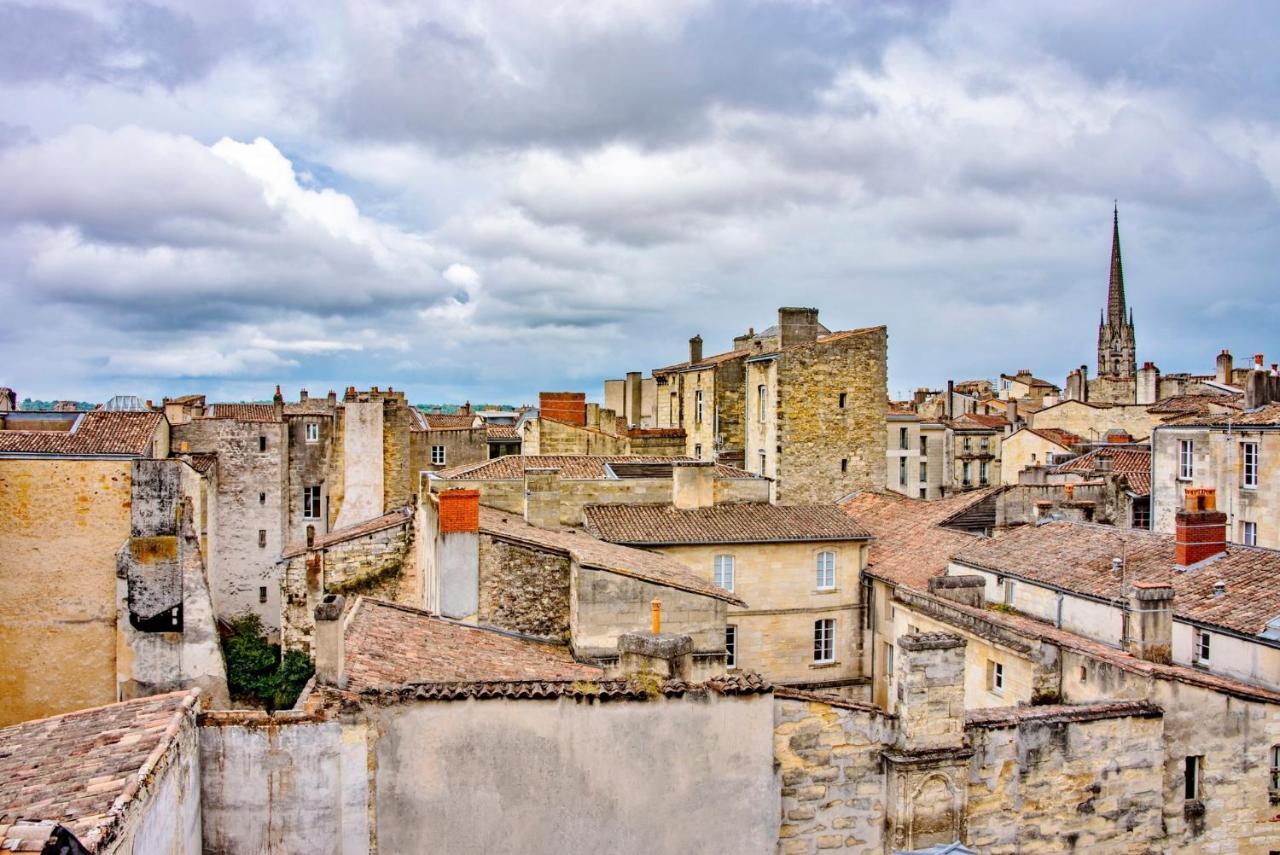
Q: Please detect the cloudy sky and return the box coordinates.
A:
[1,0,1277,405]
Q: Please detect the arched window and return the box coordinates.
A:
[816,551,835,590]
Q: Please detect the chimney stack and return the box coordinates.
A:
[300,389,309,402]
[777,307,820,349]
[524,467,562,529]
[1246,358,1271,409]
[313,594,347,688]
[1175,488,1227,567]
[1136,362,1159,406]
[617,630,693,680]
[273,385,284,421]
[327,390,337,406]
[672,460,715,510]
[1126,583,1173,664]
[1006,399,1018,427]
[689,335,703,365]
[435,489,480,618]
[626,371,643,427]
[945,380,955,419]
[1216,349,1233,385]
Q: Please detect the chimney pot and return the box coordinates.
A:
[651,598,662,634]
[1214,580,1227,598]
[1111,556,1123,574]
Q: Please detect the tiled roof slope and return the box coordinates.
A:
[952,521,1280,637]
[1146,393,1242,415]
[479,506,746,606]
[1166,403,1280,427]
[436,454,760,481]
[1026,427,1084,447]
[343,598,602,692]
[0,411,163,456]
[950,413,1008,430]
[486,424,519,439]
[1054,446,1151,496]
[583,502,870,545]
[206,403,280,422]
[838,489,1000,590]
[422,413,481,430]
[283,399,335,416]
[0,690,199,850]
[654,349,750,374]
[367,673,771,704]
[281,507,412,559]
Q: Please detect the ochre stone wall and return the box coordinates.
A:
[477,534,571,639]
[382,395,414,510]
[285,412,335,546]
[0,458,130,725]
[1029,400,1162,443]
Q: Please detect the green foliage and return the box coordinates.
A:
[222,614,314,711]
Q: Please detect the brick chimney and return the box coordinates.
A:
[538,392,586,426]
[689,335,703,365]
[1127,582,1173,663]
[1175,488,1227,567]
[524,467,561,529]
[313,594,346,688]
[672,460,715,509]
[1215,349,1233,385]
[434,489,480,618]
[777,307,820,348]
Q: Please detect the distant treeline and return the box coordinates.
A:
[20,399,97,411]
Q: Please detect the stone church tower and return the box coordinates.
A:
[1097,206,1137,378]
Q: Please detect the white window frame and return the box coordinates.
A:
[303,485,322,520]
[757,385,767,422]
[1179,439,1194,480]
[758,450,767,476]
[1270,745,1280,793]
[695,390,704,424]
[431,445,447,466]
[1185,755,1203,801]
[883,641,894,675]
[899,427,908,450]
[979,460,990,485]
[1243,441,1259,489]
[919,460,928,483]
[305,422,320,443]
[813,619,835,664]
[725,625,737,669]
[713,554,735,592]
[989,660,1005,695]
[816,551,836,590]
[1243,521,1257,547]
[1195,629,1211,665]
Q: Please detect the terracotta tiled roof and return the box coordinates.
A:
[283,399,335,416]
[0,690,200,849]
[179,452,217,474]
[1054,446,1151,496]
[1165,403,1280,427]
[0,411,163,456]
[422,413,481,430]
[950,413,1008,430]
[164,394,204,405]
[1000,372,1058,388]
[1023,427,1084,448]
[952,521,1280,637]
[654,349,750,374]
[436,454,760,481]
[815,325,885,345]
[205,403,280,422]
[343,598,603,692]
[486,424,519,440]
[966,700,1161,728]
[1146,393,1243,415]
[838,489,1001,590]
[281,507,411,559]
[479,506,746,606]
[363,673,772,704]
[584,503,870,546]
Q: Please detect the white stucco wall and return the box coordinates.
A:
[335,401,385,528]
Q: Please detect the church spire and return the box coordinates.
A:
[1107,203,1126,325]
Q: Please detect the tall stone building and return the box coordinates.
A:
[1097,205,1137,381]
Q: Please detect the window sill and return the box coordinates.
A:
[810,660,840,670]
[1176,477,1193,483]
[813,588,839,595]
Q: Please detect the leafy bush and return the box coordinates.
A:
[222,614,314,711]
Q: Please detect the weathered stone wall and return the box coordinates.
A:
[112,693,203,854]
[382,394,414,510]
[0,457,130,725]
[173,417,288,632]
[774,695,893,853]
[774,327,888,504]
[477,534,570,638]
[570,563,728,658]
[532,417,629,455]
[419,427,487,472]
[285,412,335,547]
[1029,399,1162,442]
[334,400,384,528]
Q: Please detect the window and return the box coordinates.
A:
[962,461,972,486]
[883,641,894,675]
[695,390,704,424]
[258,435,267,452]
[963,437,972,453]
[431,445,446,466]
[1179,439,1194,480]
[1132,497,1151,529]
[899,457,907,486]
[988,660,1005,694]
[759,451,767,475]
[1271,745,1280,793]
[1121,609,1132,643]
[757,385,767,422]
[1185,755,1203,801]
[303,486,321,520]
[694,443,703,460]
[1244,441,1259,489]
[813,619,835,663]
[816,551,835,590]
[919,461,928,483]
[305,422,319,443]
[918,487,926,498]
[713,554,735,592]
[980,437,990,453]
[899,427,908,450]
[725,625,737,668]
[1003,578,1016,605]
[979,460,990,486]
[1079,665,1088,683]
[838,392,847,408]
[258,492,266,505]
[920,435,928,455]
[840,458,848,473]
[258,529,267,548]
[1196,629,1212,664]
[1244,521,1258,546]
[258,586,267,604]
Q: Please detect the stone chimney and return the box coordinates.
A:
[777,307,820,349]
[1126,582,1173,664]
[626,371,643,426]
[1005,399,1018,427]
[1175,488,1227,567]
[618,625,693,681]
[313,594,346,688]
[945,380,954,419]
[273,385,284,421]
[672,460,715,510]
[1216,349,1233,385]
[435,489,480,618]
[927,575,986,608]
[895,632,966,751]
[524,467,561,529]
[1245,355,1272,409]
[327,389,338,406]
[1136,362,1159,406]
[300,388,309,402]
[689,335,703,365]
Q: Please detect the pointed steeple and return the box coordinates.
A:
[1107,203,1126,325]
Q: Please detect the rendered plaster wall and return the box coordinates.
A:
[199,714,369,855]
[112,707,203,855]
[0,457,129,725]
[1029,400,1161,443]
[372,693,778,855]
[335,401,384,528]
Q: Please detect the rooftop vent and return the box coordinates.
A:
[1213,580,1227,598]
